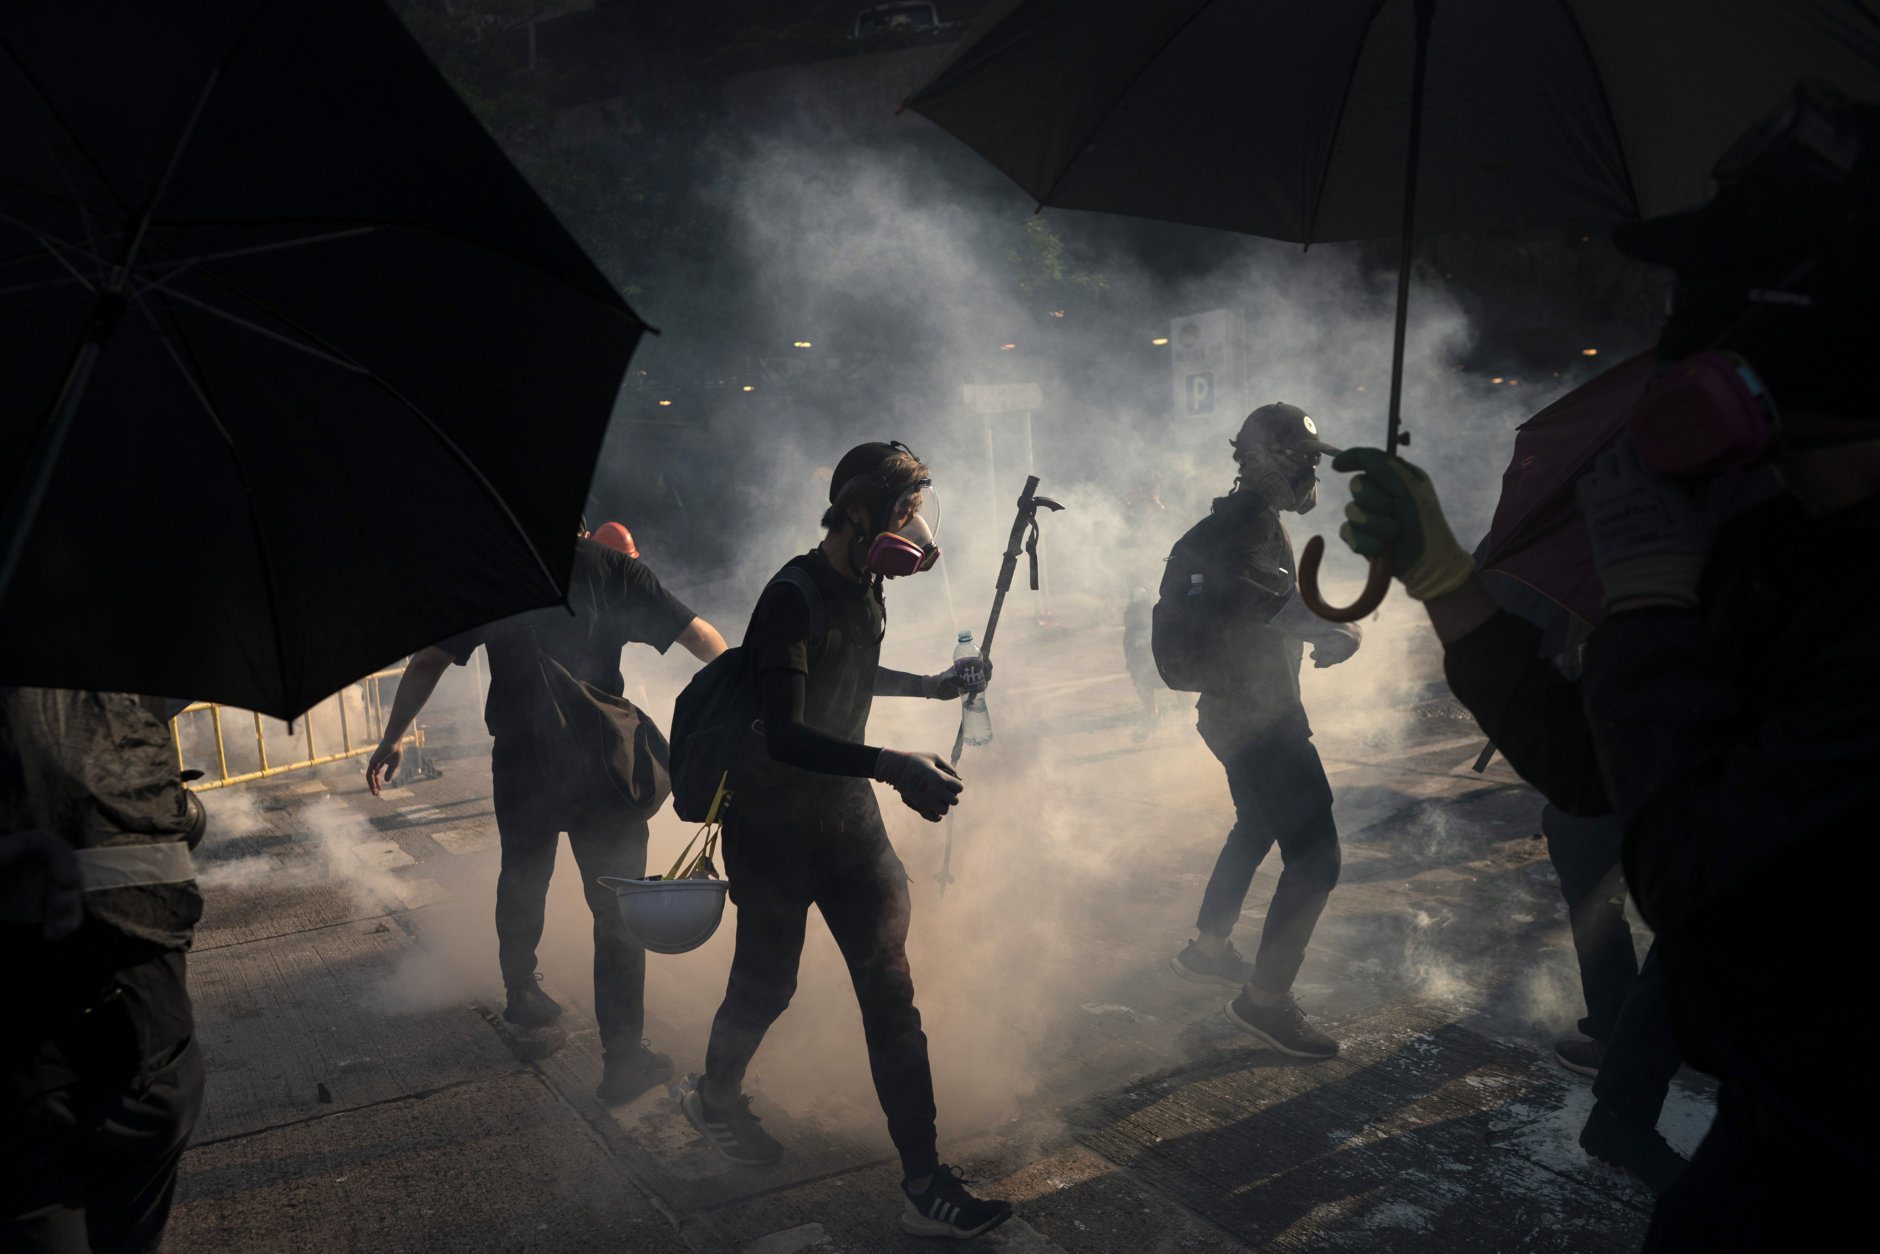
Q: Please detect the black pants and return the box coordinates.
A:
[702,803,938,1180]
[1644,1083,1871,1251]
[1592,942,1682,1128]
[1,950,205,1254]
[1541,806,1682,1129]
[491,741,649,1053]
[1541,805,1636,1041]
[1195,716,1341,994]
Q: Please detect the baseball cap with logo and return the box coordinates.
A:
[1234,402,1339,461]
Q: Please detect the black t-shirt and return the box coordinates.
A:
[749,549,884,739]
[736,548,885,803]
[439,539,695,743]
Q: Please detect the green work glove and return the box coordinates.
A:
[1331,448,1476,602]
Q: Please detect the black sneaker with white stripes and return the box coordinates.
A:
[901,1164,1013,1240]
[680,1077,783,1165]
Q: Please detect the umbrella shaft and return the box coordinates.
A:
[1387,0,1437,455]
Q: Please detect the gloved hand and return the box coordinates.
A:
[921,656,994,700]
[873,749,964,822]
[1332,448,1476,601]
[1269,590,1362,667]
[1308,623,1361,668]
[1577,437,1711,612]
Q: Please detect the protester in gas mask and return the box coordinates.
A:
[1575,88,1880,1250]
[682,442,1012,1241]
[367,525,727,1106]
[2,689,206,1253]
[1155,403,1359,1059]
[1336,86,1880,1246]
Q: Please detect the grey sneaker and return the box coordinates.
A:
[1171,939,1256,989]
[1225,989,1338,1058]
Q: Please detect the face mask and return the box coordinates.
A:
[863,481,941,577]
[1627,351,1774,476]
[1241,454,1319,513]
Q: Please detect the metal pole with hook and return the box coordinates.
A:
[1298,0,1436,624]
[936,474,1064,894]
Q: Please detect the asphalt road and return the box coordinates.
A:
[162,597,1711,1252]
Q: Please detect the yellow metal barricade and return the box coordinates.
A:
[170,665,424,790]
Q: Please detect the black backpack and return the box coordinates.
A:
[1150,516,1232,693]
[668,567,824,823]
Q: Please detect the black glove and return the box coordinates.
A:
[873,749,964,821]
[922,656,994,700]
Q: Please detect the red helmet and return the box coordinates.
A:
[593,521,638,558]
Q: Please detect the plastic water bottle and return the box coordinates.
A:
[953,630,993,746]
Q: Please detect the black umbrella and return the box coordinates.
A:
[0,0,649,717]
[906,0,1880,617]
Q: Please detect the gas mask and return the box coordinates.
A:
[862,480,942,577]
[1626,351,1775,476]
[1615,86,1880,474]
[1238,445,1320,514]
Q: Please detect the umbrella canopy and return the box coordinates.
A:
[906,0,1880,243]
[0,0,649,718]
[906,0,1880,618]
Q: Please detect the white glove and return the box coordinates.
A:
[1578,437,1712,612]
[873,749,964,821]
[1270,589,1363,667]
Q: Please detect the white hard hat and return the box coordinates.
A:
[599,875,728,955]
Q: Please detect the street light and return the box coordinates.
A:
[793,340,813,348]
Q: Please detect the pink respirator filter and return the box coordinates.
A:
[1628,352,1773,477]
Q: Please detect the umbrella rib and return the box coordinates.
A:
[156,216,642,323]
[0,219,102,295]
[136,289,296,713]
[0,32,133,219]
[131,226,381,291]
[1301,0,1389,245]
[1549,0,1644,219]
[147,285,370,375]
[130,291,240,450]
[182,262,567,603]
[1032,1,1228,212]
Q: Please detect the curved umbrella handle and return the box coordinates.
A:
[1297,536,1392,623]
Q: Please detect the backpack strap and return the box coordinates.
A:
[768,565,827,643]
